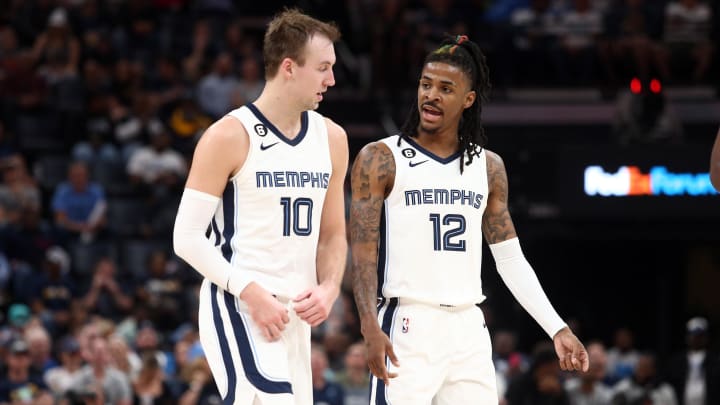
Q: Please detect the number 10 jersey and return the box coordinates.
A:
[218,104,332,299]
[379,135,489,306]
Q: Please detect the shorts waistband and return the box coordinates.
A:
[386,297,479,312]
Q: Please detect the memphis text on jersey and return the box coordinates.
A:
[256,171,330,189]
[404,188,484,209]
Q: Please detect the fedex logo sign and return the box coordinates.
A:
[584,166,717,196]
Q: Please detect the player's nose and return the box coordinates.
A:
[325,69,335,87]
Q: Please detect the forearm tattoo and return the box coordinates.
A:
[482,151,517,244]
[350,143,394,320]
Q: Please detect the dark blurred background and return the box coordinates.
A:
[0,0,718,404]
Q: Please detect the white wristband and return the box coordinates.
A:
[173,188,251,296]
[489,237,566,338]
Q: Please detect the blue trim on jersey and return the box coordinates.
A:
[374,297,398,405]
[377,202,387,298]
[209,284,237,404]
[247,103,309,147]
[211,218,221,246]
[401,135,463,164]
[220,184,235,261]
[222,289,293,395]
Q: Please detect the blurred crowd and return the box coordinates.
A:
[0,0,718,404]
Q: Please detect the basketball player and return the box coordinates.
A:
[711,127,720,191]
[173,9,348,405]
[350,35,589,404]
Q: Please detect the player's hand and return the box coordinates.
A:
[552,326,589,372]
[240,282,289,342]
[364,328,399,386]
[292,283,338,327]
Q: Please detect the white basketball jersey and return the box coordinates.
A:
[212,104,332,298]
[379,135,489,306]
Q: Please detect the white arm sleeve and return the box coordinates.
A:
[489,237,567,338]
[173,188,252,296]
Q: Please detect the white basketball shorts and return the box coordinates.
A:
[370,298,498,405]
[198,279,312,405]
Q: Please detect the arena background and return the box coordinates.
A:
[0,0,718,403]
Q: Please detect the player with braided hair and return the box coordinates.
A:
[350,34,588,404]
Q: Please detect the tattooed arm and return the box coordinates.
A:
[481,150,517,244]
[483,149,588,371]
[349,141,399,384]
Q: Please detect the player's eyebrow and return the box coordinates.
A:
[421,74,456,86]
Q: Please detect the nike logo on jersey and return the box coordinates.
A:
[260,142,279,151]
[409,160,428,167]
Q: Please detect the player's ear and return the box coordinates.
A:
[463,90,476,109]
[280,57,294,78]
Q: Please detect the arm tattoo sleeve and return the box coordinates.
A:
[350,143,394,323]
[482,151,517,244]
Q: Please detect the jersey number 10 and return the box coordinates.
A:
[280,197,313,236]
[429,213,466,251]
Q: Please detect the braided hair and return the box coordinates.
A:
[399,35,491,173]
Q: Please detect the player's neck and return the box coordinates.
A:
[415,130,460,159]
[253,89,305,140]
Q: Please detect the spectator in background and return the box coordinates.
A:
[110,95,165,163]
[611,351,678,405]
[44,335,83,398]
[335,341,369,405]
[31,246,77,335]
[563,340,612,405]
[107,333,141,381]
[311,344,345,405]
[555,0,603,86]
[1,303,34,347]
[135,250,188,334]
[166,91,213,156]
[605,327,640,386]
[657,0,714,83]
[30,7,80,82]
[134,323,169,374]
[177,356,221,405]
[132,351,176,405]
[126,129,187,238]
[504,345,571,405]
[0,339,54,405]
[665,317,720,405]
[67,335,132,405]
[196,52,239,119]
[0,154,41,227]
[598,0,663,86]
[82,257,134,322]
[510,0,561,85]
[143,55,185,117]
[24,326,58,375]
[0,24,42,118]
[493,329,530,385]
[181,19,218,82]
[50,161,107,245]
[126,130,188,190]
[233,57,265,107]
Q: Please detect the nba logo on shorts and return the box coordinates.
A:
[402,317,410,333]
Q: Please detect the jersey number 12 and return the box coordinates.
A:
[280,197,313,236]
[429,213,466,251]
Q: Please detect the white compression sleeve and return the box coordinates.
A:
[489,237,567,339]
[173,188,251,296]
